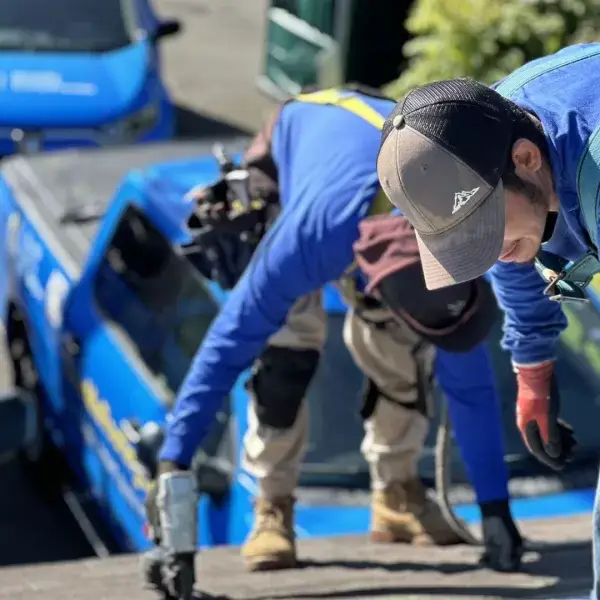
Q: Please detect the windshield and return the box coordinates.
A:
[0,0,135,53]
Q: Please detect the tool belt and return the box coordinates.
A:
[184,110,282,289]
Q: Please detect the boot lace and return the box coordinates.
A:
[255,501,287,533]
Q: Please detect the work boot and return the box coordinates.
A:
[241,496,297,571]
[371,478,464,546]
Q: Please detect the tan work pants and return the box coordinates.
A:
[242,290,434,498]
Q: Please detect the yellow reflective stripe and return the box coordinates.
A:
[295,89,386,130]
[294,88,393,278]
[295,88,343,105]
[294,88,391,216]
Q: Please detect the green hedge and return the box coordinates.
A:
[384,0,600,99]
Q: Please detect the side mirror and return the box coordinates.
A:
[152,19,182,41]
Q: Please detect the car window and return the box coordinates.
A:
[0,0,135,53]
[94,206,219,401]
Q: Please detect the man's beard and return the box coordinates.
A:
[511,177,552,264]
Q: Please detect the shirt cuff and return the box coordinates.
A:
[159,434,194,469]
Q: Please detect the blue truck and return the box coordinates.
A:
[0,0,180,156]
[1,141,600,554]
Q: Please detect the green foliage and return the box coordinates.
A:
[384,0,600,99]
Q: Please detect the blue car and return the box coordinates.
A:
[0,0,181,155]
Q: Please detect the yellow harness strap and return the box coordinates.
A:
[295,88,387,129]
[294,88,390,218]
[292,87,392,281]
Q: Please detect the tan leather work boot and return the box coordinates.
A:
[241,496,297,571]
[371,478,464,546]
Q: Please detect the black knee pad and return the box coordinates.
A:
[248,346,320,430]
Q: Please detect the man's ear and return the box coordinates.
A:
[511,138,543,174]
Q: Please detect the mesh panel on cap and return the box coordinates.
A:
[403,78,501,111]
[386,79,513,187]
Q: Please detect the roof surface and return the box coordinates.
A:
[0,514,591,600]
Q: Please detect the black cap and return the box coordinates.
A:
[377,78,515,289]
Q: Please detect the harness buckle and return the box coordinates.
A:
[535,250,600,303]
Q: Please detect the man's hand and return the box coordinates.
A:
[515,361,576,471]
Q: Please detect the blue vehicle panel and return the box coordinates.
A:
[0,0,180,155]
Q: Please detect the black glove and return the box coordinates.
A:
[478,499,523,572]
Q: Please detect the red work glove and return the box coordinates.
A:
[515,361,576,471]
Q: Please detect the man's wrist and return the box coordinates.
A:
[512,359,554,373]
[478,498,512,519]
[509,340,558,367]
[158,460,189,475]
[158,435,194,470]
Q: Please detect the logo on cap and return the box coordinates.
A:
[452,187,480,215]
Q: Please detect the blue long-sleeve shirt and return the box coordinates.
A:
[488,43,600,365]
[159,93,509,502]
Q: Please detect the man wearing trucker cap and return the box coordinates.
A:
[377,42,600,595]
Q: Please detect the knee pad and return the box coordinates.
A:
[248,346,320,430]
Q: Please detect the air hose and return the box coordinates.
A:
[435,401,549,557]
[434,401,481,546]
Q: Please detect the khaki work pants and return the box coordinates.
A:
[242,290,434,499]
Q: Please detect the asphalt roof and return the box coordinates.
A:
[0,513,592,600]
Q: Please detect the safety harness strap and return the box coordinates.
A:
[292,88,392,287]
[295,89,387,129]
[293,88,391,218]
